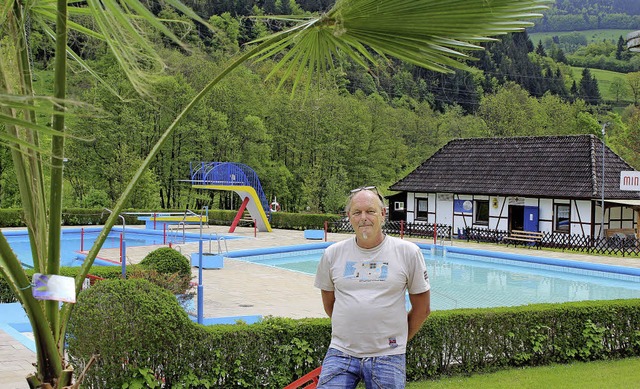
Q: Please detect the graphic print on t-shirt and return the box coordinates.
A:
[343,260,389,282]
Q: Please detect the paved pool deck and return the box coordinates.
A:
[1,225,639,388]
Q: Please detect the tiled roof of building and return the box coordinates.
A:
[389,135,640,200]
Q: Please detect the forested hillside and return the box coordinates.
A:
[532,0,640,32]
[3,1,640,215]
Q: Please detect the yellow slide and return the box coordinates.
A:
[191,184,272,232]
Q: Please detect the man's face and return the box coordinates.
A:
[348,190,386,242]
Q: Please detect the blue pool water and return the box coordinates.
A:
[4,227,239,268]
[229,244,640,311]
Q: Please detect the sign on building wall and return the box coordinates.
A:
[454,199,472,213]
[620,171,640,191]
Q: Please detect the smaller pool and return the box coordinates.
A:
[4,226,241,268]
[226,242,640,311]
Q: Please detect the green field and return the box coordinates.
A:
[529,29,636,106]
[570,66,633,105]
[530,29,634,44]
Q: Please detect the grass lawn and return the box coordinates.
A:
[570,66,633,105]
[406,357,640,388]
[530,29,634,45]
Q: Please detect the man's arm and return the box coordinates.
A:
[407,290,430,341]
[321,290,335,318]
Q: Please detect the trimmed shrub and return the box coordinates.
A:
[137,247,192,297]
[67,279,197,388]
[140,247,190,277]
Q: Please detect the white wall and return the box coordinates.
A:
[489,196,508,230]
[407,191,636,237]
[538,198,553,233]
[571,200,593,236]
[436,193,453,226]
[406,192,416,223]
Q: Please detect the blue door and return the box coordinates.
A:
[523,206,539,232]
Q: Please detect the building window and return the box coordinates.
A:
[474,200,489,225]
[394,201,405,211]
[416,199,428,220]
[555,204,570,232]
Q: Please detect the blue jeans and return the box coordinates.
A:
[316,348,406,389]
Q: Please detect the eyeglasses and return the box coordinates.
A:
[350,186,377,194]
[349,186,384,203]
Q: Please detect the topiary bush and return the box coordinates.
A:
[67,278,200,388]
[140,247,191,277]
[136,247,193,299]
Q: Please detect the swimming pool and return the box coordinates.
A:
[226,243,640,310]
[3,226,241,268]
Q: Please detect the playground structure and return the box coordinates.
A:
[189,162,272,232]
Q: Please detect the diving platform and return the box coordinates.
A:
[190,162,272,232]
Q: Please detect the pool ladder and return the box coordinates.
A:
[437,229,453,247]
[171,232,228,255]
[209,233,229,255]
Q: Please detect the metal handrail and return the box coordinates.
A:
[103,208,125,240]
[167,222,187,244]
[218,236,228,254]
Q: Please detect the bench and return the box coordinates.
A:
[605,228,638,239]
[502,230,543,249]
[604,228,638,248]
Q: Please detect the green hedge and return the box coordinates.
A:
[408,302,640,379]
[66,278,640,388]
[0,207,338,229]
[0,209,24,227]
[61,208,161,226]
[207,209,339,230]
[270,211,338,230]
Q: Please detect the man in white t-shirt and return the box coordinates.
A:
[314,186,431,388]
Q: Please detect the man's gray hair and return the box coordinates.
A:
[345,188,385,213]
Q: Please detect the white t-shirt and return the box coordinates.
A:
[314,235,430,357]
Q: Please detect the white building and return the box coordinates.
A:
[388,135,640,238]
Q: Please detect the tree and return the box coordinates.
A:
[570,79,579,100]
[535,40,547,56]
[208,12,241,53]
[578,68,601,105]
[614,107,640,169]
[627,71,640,106]
[0,0,548,386]
[616,35,631,61]
[477,82,544,137]
[609,77,629,104]
[550,45,567,63]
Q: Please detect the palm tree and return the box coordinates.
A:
[0,0,548,386]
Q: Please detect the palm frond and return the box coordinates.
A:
[251,0,550,92]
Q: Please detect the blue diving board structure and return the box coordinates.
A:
[189,162,272,232]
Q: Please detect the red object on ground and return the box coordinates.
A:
[433,223,437,244]
[229,196,250,233]
[283,367,322,389]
